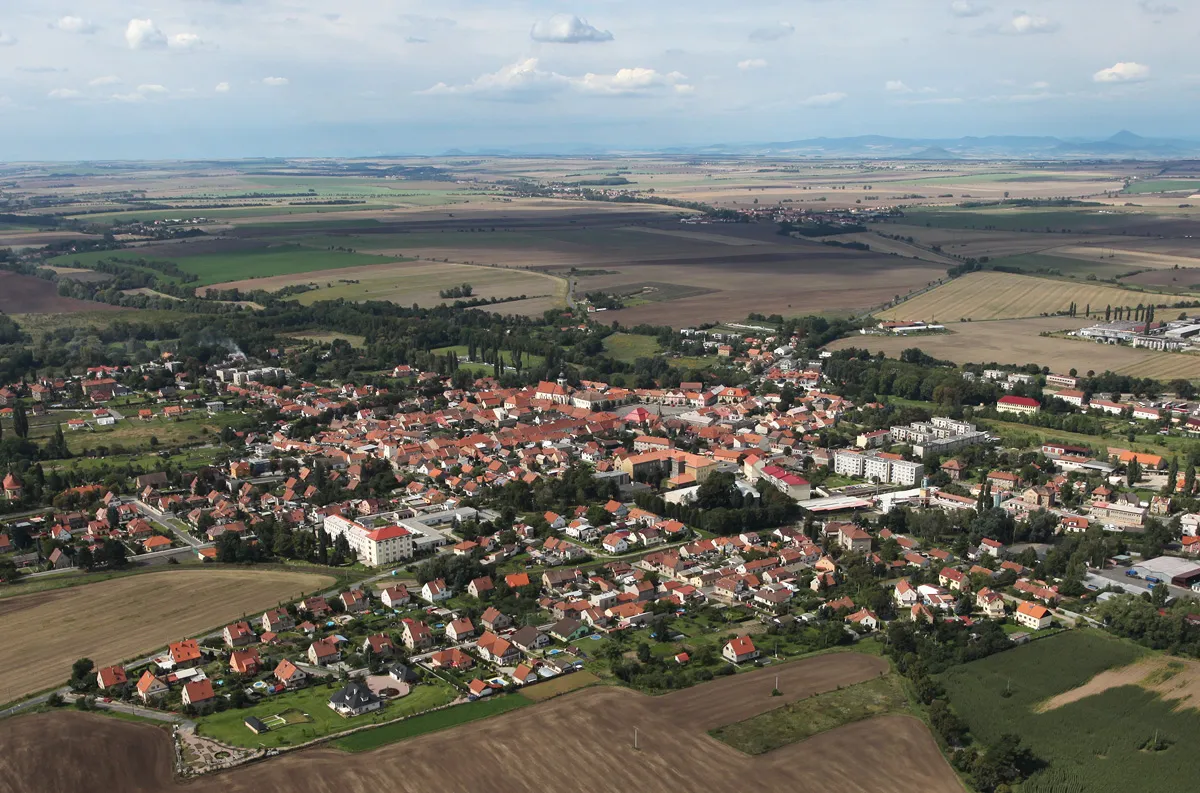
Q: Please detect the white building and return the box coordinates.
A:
[322,514,414,566]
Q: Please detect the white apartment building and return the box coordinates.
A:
[832,450,923,486]
[323,514,414,566]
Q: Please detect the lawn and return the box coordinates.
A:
[603,333,662,363]
[333,692,531,752]
[287,331,367,349]
[710,673,912,755]
[195,680,458,749]
[937,630,1200,792]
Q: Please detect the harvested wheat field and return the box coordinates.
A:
[1040,655,1200,713]
[827,317,1200,379]
[877,271,1171,322]
[0,569,333,704]
[0,652,962,793]
[0,271,126,315]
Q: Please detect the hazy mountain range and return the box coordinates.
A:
[443,132,1200,160]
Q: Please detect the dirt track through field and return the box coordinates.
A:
[0,653,963,793]
[0,569,334,704]
[1039,656,1200,713]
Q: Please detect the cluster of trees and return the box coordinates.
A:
[1095,593,1200,657]
[632,472,798,535]
[438,283,473,299]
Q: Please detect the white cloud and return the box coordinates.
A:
[1094,62,1150,83]
[420,58,567,98]
[885,80,911,93]
[138,84,168,94]
[577,67,691,96]
[530,15,613,43]
[48,88,82,100]
[1008,13,1056,34]
[89,75,121,86]
[54,16,98,34]
[800,92,847,107]
[749,22,794,41]
[111,84,169,102]
[901,96,964,105]
[215,81,231,93]
[126,19,166,49]
[738,58,767,70]
[950,1,988,17]
[1030,80,1050,90]
[169,33,203,50]
[0,32,17,46]
[263,76,289,86]
[421,59,691,100]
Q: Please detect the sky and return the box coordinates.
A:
[0,0,1194,159]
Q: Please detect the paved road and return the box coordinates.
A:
[134,500,206,549]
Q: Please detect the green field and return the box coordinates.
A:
[333,693,531,752]
[902,206,1163,234]
[48,245,401,287]
[194,680,458,749]
[64,203,397,225]
[1124,180,1200,195]
[990,252,1145,281]
[939,630,1200,792]
[710,673,912,755]
[602,333,663,363]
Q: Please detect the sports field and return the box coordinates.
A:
[877,271,1171,322]
[0,568,334,704]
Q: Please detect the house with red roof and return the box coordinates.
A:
[723,635,759,664]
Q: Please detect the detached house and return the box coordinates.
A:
[421,578,451,603]
[723,635,759,664]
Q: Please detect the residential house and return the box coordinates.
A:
[136,671,168,703]
[230,649,262,675]
[308,637,342,666]
[96,666,128,692]
[328,681,383,717]
[274,659,308,689]
[182,679,216,709]
[1015,601,1052,630]
[223,621,256,648]
[723,635,760,664]
[446,617,477,643]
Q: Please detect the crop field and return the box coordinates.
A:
[0,652,963,793]
[573,251,946,327]
[1124,179,1200,195]
[987,252,1149,281]
[876,271,1168,322]
[209,260,565,313]
[49,244,400,288]
[940,630,1200,792]
[0,271,128,315]
[0,569,334,705]
[711,672,912,754]
[827,317,1200,379]
[900,206,1200,236]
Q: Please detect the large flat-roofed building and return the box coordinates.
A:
[831,450,922,486]
[889,417,988,457]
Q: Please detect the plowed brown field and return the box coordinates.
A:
[0,653,963,793]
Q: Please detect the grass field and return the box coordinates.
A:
[901,206,1187,234]
[711,672,911,755]
[877,271,1173,322]
[64,203,399,225]
[287,331,367,348]
[827,317,1200,379]
[1124,179,1200,195]
[939,630,1200,792]
[602,333,662,363]
[0,569,334,705]
[333,692,531,752]
[520,671,602,702]
[196,680,458,749]
[990,252,1147,281]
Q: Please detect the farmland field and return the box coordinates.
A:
[0,271,128,315]
[0,569,334,705]
[210,260,565,312]
[876,271,1172,322]
[0,652,962,793]
[827,317,1200,379]
[940,630,1200,792]
[48,245,401,288]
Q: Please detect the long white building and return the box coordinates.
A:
[832,450,924,486]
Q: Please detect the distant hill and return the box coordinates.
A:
[445,132,1200,160]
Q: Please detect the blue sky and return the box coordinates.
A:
[0,0,1192,159]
